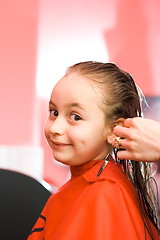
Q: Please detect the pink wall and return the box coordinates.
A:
[104,0,160,96]
[0,0,39,145]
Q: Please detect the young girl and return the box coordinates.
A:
[28,62,160,239]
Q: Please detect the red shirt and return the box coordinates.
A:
[28,159,159,240]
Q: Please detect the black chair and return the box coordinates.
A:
[0,169,52,240]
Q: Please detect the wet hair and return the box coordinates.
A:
[66,61,160,237]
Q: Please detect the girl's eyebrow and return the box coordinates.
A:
[49,100,56,106]
[65,102,86,112]
[68,102,85,110]
[49,100,85,111]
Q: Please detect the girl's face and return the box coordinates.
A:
[44,72,112,166]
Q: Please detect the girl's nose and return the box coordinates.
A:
[49,117,65,136]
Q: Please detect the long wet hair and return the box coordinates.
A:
[66,61,160,237]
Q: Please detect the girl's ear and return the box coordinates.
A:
[107,118,125,144]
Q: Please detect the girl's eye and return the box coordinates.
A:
[49,109,58,117]
[70,114,82,121]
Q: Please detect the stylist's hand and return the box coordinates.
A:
[112,117,160,162]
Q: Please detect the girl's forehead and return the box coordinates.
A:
[51,73,103,105]
[53,73,93,92]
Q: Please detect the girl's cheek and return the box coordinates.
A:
[44,124,50,138]
[67,128,78,138]
[69,128,83,140]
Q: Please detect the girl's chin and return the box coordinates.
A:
[53,156,72,166]
[53,158,82,167]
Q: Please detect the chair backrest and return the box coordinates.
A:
[0,169,52,240]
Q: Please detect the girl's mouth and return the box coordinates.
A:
[52,141,72,149]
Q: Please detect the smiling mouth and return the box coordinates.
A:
[52,141,71,148]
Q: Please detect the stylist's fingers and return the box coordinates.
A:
[111,137,123,149]
[123,118,132,127]
[116,150,131,160]
[117,148,149,162]
[112,137,132,151]
[116,149,140,161]
[113,125,131,140]
[112,138,139,161]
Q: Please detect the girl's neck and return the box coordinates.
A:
[70,159,100,178]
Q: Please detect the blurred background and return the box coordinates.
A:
[0,0,160,190]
